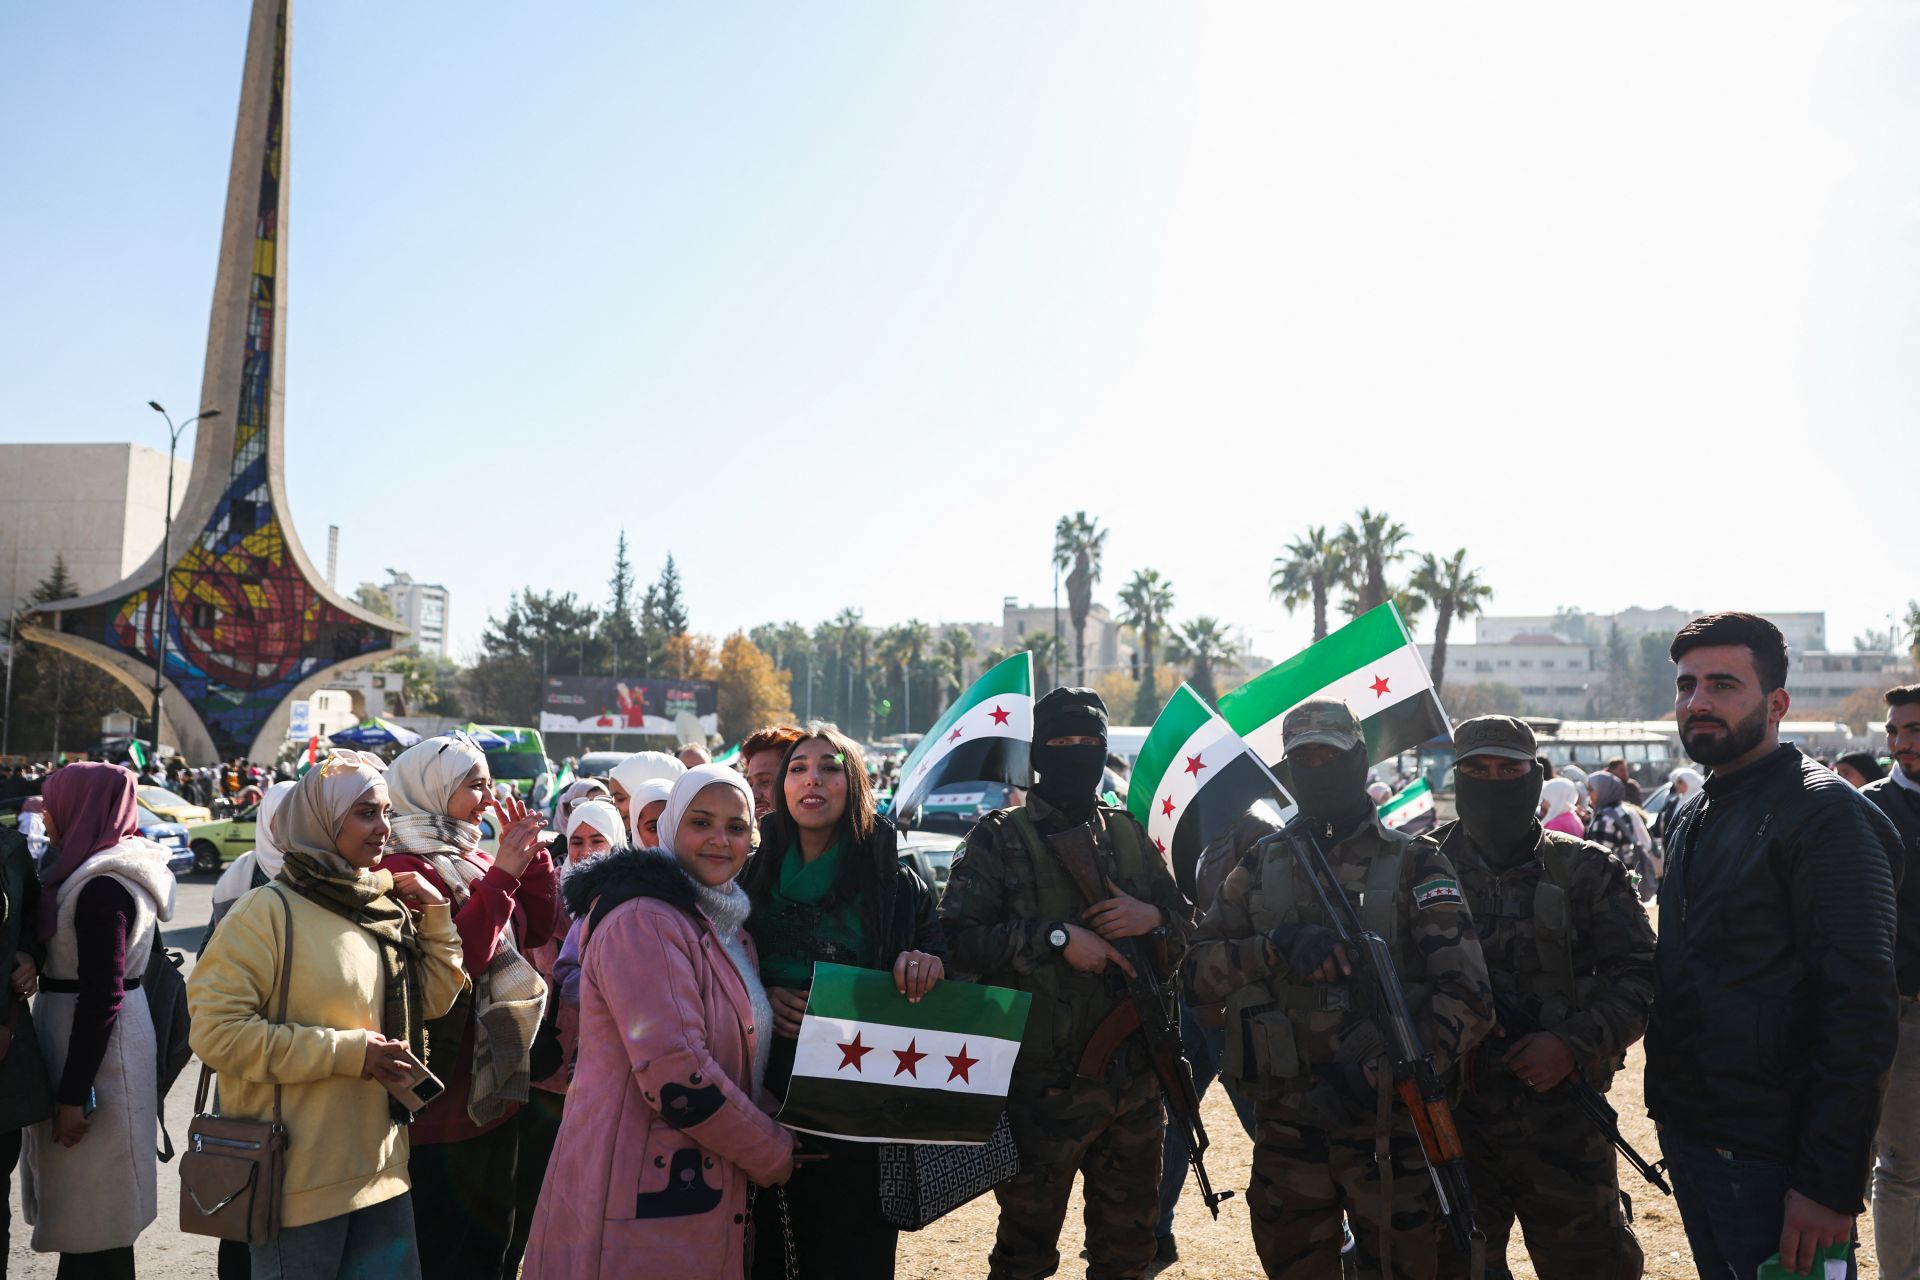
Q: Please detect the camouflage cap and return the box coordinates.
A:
[1281,697,1363,754]
[1452,714,1537,762]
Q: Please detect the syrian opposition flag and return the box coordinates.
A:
[1379,777,1435,832]
[891,652,1033,826]
[776,964,1031,1144]
[1219,603,1451,770]
[1127,684,1295,899]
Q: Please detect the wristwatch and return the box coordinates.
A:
[1046,922,1072,955]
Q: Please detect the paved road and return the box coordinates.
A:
[7,871,221,1279]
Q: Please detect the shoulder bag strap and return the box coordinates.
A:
[267,887,294,1131]
[192,886,297,1123]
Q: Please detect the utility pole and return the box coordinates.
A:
[146,401,220,768]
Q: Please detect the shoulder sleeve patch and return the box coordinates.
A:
[1413,876,1463,909]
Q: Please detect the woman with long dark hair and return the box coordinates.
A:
[744,725,946,1280]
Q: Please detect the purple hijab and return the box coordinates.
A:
[38,762,142,937]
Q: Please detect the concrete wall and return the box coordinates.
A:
[0,443,189,613]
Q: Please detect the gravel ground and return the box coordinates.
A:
[6,884,1885,1278]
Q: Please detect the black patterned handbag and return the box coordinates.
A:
[876,1110,1022,1230]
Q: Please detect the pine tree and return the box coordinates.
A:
[657,554,689,636]
[601,530,642,673]
[32,556,78,605]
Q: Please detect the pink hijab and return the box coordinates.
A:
[38,762,143,936]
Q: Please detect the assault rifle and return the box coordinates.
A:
[1492,995,1670,1196]
[1283,828,1483,1259]
[1047,819,1233,1219]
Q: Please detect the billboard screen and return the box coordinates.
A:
[538,676,719,739]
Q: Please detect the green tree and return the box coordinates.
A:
[1906,600,1920,665]
[1028,632,1064,693]
[1633,631,1675,717]
[375,652,465,717]
[635,554,689,676]
[1168,616,1233,706]
[1406,549,1492,694]
[353,583,397,620]
[1052,512,1107,685]
[600,530,643,673]
[468,589,605,724]
[1594,620,1635,718]
[1269,526,1347,642]
[940,626,976,704]
[16,557,134,756]
[1117,568,1175,722]
[1550,606,1598,645]
[1335,508,1411,614]
[1445,681,1529,718]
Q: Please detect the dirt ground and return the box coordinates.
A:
[899,1042,1884,1279]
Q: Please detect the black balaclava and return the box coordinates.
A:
[1287,743,1375,834]
[1031,687,1109,825]
[1454,762,1544,868]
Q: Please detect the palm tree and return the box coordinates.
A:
[1169,616,1233,706]
[1117,568,1175,723]
[1027,632,1063,693]
[1052,512,1107,685]
[899,619,933,730]
[1269,526,1347,642]
[1336,508,1411,614]
[875,625,912,732]
[1407,549,1493,693]
[940,626,976,704]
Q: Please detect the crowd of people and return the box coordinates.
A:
[0,609,1917,1280]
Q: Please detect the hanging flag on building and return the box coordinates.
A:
[776,964,1031,1144]
[1127,683,1294,897]
[1219,603,1451,770]
[1379,776,1436,832]
[890,653,1033,826]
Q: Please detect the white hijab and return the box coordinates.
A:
[658,763,756,857]
[565,798,625,845]
[1542,777,1580,823]
[608,751,684,803]
[627,777,675,838]
[250,779,297,879]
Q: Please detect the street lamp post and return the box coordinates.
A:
[146,401,220,770]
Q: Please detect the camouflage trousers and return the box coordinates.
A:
[1250,1109,1441,1280]
[989,1072,1165,1280]
[1437,1094,1643,1280]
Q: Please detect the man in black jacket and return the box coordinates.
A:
[1646,612,1900,1280]
[1863,683,1920,1278]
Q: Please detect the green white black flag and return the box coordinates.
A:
[1127,684,1294,898]
[775,964,1032,1144]
[1219,603,1451,769]
[890,653,1033,826]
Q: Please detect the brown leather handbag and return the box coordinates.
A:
[179,887,294,1244]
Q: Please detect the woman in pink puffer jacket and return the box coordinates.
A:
[523,766,795,1279]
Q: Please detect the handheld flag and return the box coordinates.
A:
[1219,603,1450,770]
[891,653,1033,826]
[127,739,149,770]
[776,964,1031,1144]
[1379,776,1436,833]
[1128,684,1294,897]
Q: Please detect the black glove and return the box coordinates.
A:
[1267,923,1342,980]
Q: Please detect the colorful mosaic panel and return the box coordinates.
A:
[60,0,392,757]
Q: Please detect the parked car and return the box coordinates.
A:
[137,784,214,827]
[896,828,965,897]
[0,796,192,876]
[186,803,262,873]
[575,751,632,779]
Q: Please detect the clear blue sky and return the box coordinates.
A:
[4,2,1916,665]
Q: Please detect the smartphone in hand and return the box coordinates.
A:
[379,1049,447,1114]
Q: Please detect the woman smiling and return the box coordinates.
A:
[744,725,946,1280]
[523,764,794,1279]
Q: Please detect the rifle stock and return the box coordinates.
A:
[1046,820,1233,1218]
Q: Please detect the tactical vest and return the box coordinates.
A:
[1221,822,1418,1097]
[1453,826,1620,1090]
[978,804,1156,1073]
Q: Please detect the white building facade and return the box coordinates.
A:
[385,572,451,657]
[0,443,189,612]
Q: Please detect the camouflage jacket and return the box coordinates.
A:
[1183,813,1493,1084]
[940,794,1193,1077]
[1434,820,1655,1077]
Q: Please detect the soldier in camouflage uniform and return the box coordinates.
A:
[1183,697,1493,1279]
[941,687,1194,1280]
[1432,716,1653,1280]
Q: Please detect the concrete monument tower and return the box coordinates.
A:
[28,0,403,764]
